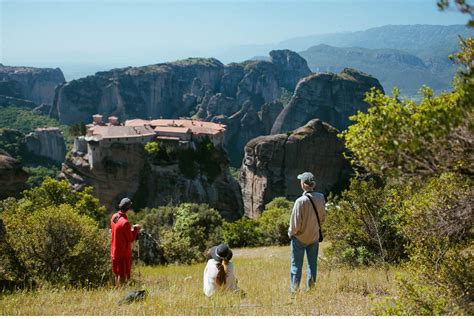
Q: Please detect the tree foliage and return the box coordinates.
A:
[1,177,106,225]
[340,33,473,314]
[0,106,60,134]
[437,0,473,27]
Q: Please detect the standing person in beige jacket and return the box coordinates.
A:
[288,172,326,293]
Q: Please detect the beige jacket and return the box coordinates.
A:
[288,191,326,245]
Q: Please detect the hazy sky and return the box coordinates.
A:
[1,0,468,70]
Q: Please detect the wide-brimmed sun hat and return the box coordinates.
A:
[210,243,233,262]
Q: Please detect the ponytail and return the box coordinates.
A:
[215,259,228,287]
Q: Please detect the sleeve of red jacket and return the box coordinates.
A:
[123,221,139,242]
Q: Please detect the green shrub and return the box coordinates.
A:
[24,165,60,188]
[325,178,407,266]
[257,197,293,246]
[19,177,106,224]
[221,197,294,248]
[139,203,224,264]
[172,203,223,252]
[222,217,262,248]
[159,228,203,264]
[134,205,178,239]
[145,141,172,164]
[375,173,473,315]
[1,204,110,287]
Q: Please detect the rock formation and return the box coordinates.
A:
[269,49,311,92]
[0,149,29,200]
[25,128,66,164]
[134,232,164,265]
[0,64,65,106]
[271,68,384,134]
[61,141,244,221]
[240,119,352,218]
[52,50,311,165]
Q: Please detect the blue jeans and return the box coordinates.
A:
[290,237,319,292]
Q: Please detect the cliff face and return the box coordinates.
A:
[61,141,243,220]
[271,68,384,134]
[240,119,352,218]
[25,128,66,164]
[0,150,29,200]
[53,51,311,165]
[0,64,65,106]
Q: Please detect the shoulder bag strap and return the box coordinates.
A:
[306,194,323,240]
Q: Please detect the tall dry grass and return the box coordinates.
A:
[0,244,399,315]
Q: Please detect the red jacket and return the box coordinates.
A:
[110,211,139,258]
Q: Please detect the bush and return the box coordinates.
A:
[221,197,293,248]
[257,197,293,246]
[19,177,106,224]
[1,204,110,287]
[24,165,60,188]
[222,217,262,248]
[172,203,223,252]
[325,178,407,266]
[145,141,172,164]
[375,173,473,315]
[159,228,203,264]
[134,206,178,239]
[139,203,224,264]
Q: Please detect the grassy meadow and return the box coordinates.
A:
[0,243,400,315]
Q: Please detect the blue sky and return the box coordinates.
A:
[1,0,468,73]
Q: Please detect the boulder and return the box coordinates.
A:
[134,232,164,265]
[240,119,352,218]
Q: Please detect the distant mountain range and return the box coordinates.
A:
[220,24,473,96]
[299,44,449,96]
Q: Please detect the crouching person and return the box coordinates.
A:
[203,244,242,297]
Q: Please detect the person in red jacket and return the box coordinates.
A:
[110,197,141,287]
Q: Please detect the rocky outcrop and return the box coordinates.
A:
[61,141,243,221]
[271,68,384,134]
[240,119,352,218]
[53,51,311,165]
[269,50,312,92]
[53,58,225,124]
[134,232,164,265]
[0,64,65,106]
[25,128,66,164]
[0,149,29,200]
